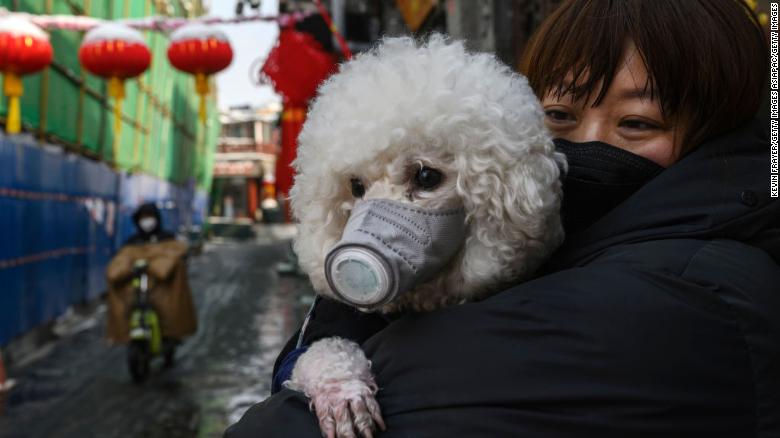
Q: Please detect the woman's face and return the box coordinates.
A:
[541,43,685,167]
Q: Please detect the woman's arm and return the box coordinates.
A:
[230,239,780,437]
[105,247,135,284]
[146,240,188,280]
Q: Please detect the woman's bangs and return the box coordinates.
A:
[524,0,641,107]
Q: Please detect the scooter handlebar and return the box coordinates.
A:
[132,259,149,275]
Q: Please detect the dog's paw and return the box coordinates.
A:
[287,337,385,437]
[309,378,385,438]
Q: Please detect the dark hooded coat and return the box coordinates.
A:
[105,202,196,343]
[225,119,780,437]
[125,202,175,245]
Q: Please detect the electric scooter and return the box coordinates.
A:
[127,259,176,383]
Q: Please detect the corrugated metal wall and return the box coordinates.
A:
[0,136,209,346]
[0,136,117,344]
[0,0,218,346]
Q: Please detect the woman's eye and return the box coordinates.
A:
[413,167,443,191]
[544,109,575,123]
[350,178,365,198]
[620,119,659,130]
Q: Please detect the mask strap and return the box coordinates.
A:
[296,295,321,348]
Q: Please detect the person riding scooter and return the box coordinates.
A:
[105,203,197,378]
[125,202,175,245]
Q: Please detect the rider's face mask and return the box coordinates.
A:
[324,199,466,310]
[554,138,664,236]
[138,217,158,233]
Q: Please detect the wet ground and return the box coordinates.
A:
[0,226,314,438]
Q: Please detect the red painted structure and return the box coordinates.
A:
[276,106,306,219]
[261,27,336,220]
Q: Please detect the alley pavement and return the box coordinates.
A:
[0,226,313,438]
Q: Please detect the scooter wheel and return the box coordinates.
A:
[128,341,150,384]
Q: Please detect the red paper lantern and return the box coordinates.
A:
[262,28,336,221]
[167,23,233,122]
[0,16,53,134]
[78,25,151,79]
[261,28,337,106]
[79,23,151,147]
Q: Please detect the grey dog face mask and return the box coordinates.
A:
[324,199,466,310]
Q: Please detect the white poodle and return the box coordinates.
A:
[284,35,565,438]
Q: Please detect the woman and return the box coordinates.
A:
[226,1,779,436]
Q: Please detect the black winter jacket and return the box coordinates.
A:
[226,119,780,437]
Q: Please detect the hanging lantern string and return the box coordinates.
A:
[312,0,352,60]
[0,7,312,33]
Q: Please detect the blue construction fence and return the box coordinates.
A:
[0,134,208,346]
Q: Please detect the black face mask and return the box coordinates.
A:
[554,139,665,236]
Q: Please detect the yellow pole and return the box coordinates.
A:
[3,73,23,134]
[195,72,209,123]
[108,76,125,163]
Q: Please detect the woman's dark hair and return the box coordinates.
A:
[520,0,768,151]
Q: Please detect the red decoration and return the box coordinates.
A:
[276,105,306,221]
[79,42,150,79]
[167,27,232,75]
[78,23,151,159]
[79,23,151,79]
[261,28,337,106]
[167,23,233,122]
[0,32,53,74]
[0,17,53,134]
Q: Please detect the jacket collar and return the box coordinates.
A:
[544,118,780,271]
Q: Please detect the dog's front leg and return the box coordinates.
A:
[286,337,386,438]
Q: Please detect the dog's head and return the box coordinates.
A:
[291,35,565,312]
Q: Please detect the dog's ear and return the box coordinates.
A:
[454,141,565,287]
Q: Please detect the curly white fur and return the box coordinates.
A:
[287,338,384,438]
[287,338,377,394]
[291,35,565,312]
[286,35,565,438]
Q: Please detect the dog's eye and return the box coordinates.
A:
[413,167,443,191]
[350,178,365,198]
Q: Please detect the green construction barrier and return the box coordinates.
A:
[0,0,217,191]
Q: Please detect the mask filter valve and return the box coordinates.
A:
[323,199,466,310]
[327,246,393,307]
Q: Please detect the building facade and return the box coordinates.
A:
[209,103,281,223]
[310,0,563,68]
